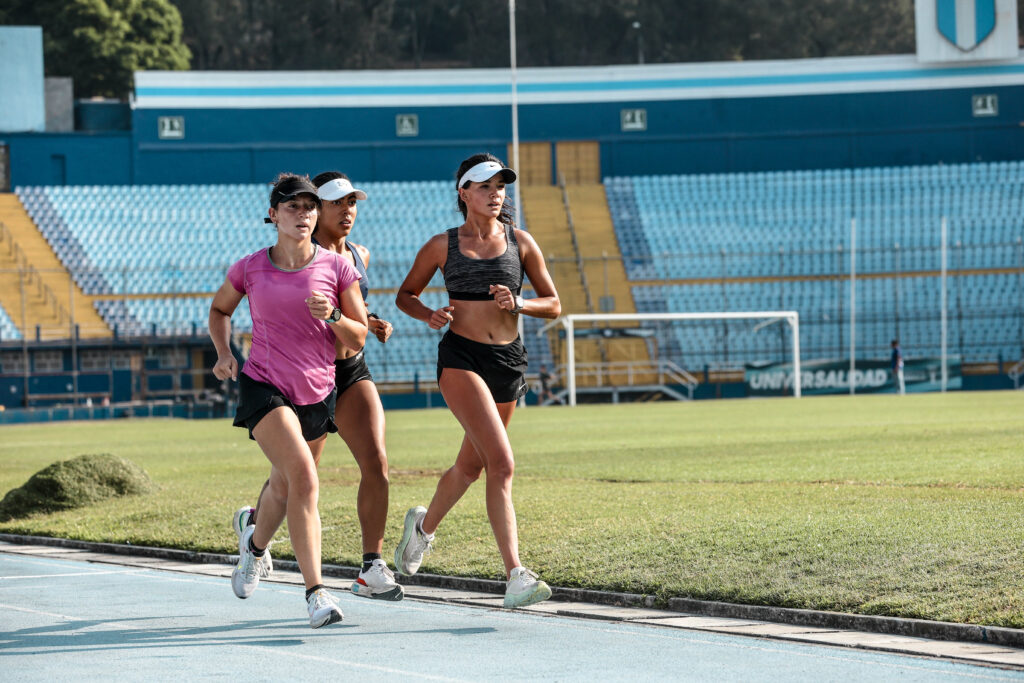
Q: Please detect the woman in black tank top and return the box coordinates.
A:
[395,153,561,608]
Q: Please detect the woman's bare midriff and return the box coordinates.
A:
[335,340,360,360]
[448,299,519,344]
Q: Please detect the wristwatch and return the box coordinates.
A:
[327,307,342,323]
[511,295,525,314]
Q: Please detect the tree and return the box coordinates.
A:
[1,0,190,99]
[164,0,994,72]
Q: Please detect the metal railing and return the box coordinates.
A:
[0,221,70,331]
[557,172,596,315]
[561,359,699,401]
[1009,360,1024,390]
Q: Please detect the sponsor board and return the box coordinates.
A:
[745,358,962,396]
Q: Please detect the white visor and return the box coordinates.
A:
[458,161,517,189]
[317,177,368,201]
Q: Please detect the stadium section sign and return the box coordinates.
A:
[916,0,1018,62]
[745,358,962,396]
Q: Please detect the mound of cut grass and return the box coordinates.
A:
[0,453,153,521]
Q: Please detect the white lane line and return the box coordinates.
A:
[0,595,467,681]
[0,570,142,580]
[0,603,73,619]
[235,643,472,682]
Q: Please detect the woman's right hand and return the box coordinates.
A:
[213,355,238,381]
[429,305,454,330]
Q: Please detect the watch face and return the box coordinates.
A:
[329,307,342,323]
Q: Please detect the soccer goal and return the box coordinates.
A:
[538,311,802,406]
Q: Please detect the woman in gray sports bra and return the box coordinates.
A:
[394,152,561,608]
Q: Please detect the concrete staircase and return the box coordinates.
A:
[0,194,110,339]
[522,183,658,386]
[565,184,654,380]
[521,186,589,312]
[521,185,605,375]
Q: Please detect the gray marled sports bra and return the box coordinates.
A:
[442,224,523,301]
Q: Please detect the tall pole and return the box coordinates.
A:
[791,313,802,399]
[509,0,520,218]
[509,0,525,405]
[849,217,856,395]
[69,274,78,404]
[941,216,948,392]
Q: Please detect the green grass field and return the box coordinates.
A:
[1,391,1022,627]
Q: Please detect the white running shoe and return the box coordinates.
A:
[351,559,405,601]
[307,588,344,628]
[503,567,552,608]
[231,526,262,599]
[232,505,272,577]
[394,506,433,576]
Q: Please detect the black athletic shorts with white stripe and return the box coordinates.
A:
[335,348,374,395]
[437,331,528,403]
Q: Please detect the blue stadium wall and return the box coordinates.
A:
[5,55,1024,186]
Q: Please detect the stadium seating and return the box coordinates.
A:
[608,161,1022,367]
[0,303,21,341]
[14,179,558,382]
[606,161,1024,280]
[12,160,1022,375]
[15,181,454,297]
[634,272,1022,368]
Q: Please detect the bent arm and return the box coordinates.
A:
[330,280,368,351]
[517,229,561,319]
[209,278,244,380]
[396,234,447,326]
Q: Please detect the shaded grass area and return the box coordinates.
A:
[1,391,1022,626]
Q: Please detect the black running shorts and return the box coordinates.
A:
[437,331,529,403]
[335,348,374,396]
[233,372,338,442]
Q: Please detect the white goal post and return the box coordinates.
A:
[539,311,802,406]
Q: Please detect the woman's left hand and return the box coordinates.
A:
[490,284,516,312]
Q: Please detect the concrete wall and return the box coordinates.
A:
[0,27,45,133]
[45,78,74,132]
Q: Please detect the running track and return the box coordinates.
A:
[2,544,1023,681]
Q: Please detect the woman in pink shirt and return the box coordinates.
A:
[209,173,366,628]
[231,172,404,602]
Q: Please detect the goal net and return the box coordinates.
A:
[538,311,802,406]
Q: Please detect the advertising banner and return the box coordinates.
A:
[745,358,962,396]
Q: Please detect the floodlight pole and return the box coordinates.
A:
[509,0,520,197]
[509,0,526,406]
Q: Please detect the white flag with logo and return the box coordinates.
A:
[916,0,1019,62]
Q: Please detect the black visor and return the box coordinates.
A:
[265,177,321,223]
[270,177,321,208]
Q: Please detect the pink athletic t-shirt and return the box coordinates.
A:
[227,245,360,405]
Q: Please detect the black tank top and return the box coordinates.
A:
[347,241,369,301]
[314,237,369,301]
[443,224,523,301]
